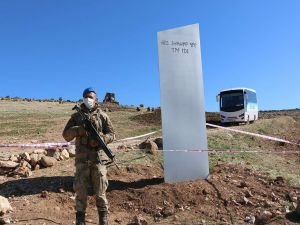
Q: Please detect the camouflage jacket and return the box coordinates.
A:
[62,104,115,164]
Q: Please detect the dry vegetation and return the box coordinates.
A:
[0,100,299,225]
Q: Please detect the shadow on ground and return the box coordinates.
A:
[0,176,164,197]
[285,211,300,223]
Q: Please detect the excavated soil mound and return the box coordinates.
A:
[130,110,162,126]
[131,110,221,126]
[1,162,299,225]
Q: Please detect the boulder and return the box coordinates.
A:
[67,145,76,157]
[30,153,39,167]
[0,161,19,169]
[139,140,158,155]
[8,155,18,162]
[53,151,61,161]
[34,164,40,170]
[60,149,70,160]
[21,152,31,162]
[40,156,57,168]
[154,138,163,149]
[46,148,59,157]
[13,167,32,177]
[37,154,44,161]
[19,160,32,170]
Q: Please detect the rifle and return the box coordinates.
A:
[72,105,117,167]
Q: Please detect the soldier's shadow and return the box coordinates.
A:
[0,176,164,197]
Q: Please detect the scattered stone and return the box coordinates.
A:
[243,197,249,205]
[37,154,44,161]
[21,152,31,162]
[40,191,48,198]
[46,148,59,157]
[273,210,282,215]
[231,200,241,206]
[8,155,18,163]
[263,199,273,208]
[274,176,285,185]
[239,181,248,188]
[117,144,127,151]
[30,153,39,167]
[12,167,32,177]
[58,188,65,193]
[271,192,278,202]
[244,215,255,224]
[114,218,122,224]
[0,161,19,169]
[60,149,69,160]
[202,188,209,195]
[163,200,170,206]
[40,156,57,168]
[255,212,272,224]
[33,149,47,155]
[258,178,267,185]
[244,190,253,197]
[67,145,76,157]
[53,151,61,161]
[133,215,148,225]
[19,161,31,170]
[231,179,238,185]
[0,217,11,224]
[0,196,12,215]
[287,191,297,203]
[292,202,297,210]
[201,219,207,225]
[34,164,40,170]
[262,210,273,217]
[161,206,175,217]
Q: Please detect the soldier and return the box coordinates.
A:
[62,87,115,225]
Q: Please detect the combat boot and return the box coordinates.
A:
[76,211,86,225]
[98,210,108,225]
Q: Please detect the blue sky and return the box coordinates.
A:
[0,0,299,111]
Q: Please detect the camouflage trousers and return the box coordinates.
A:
[74,162,108,212]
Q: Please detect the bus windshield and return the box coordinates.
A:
[220,90,244,112]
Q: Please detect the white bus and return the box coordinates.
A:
[217,87,258,124]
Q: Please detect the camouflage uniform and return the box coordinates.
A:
[62,104,115,213]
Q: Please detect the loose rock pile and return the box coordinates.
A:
[0,146,75,178]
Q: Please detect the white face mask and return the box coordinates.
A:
[83,97,95,110]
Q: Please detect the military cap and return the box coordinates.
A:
[82,87,96,97]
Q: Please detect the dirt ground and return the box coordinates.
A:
[1,157,299,225]
[0,102,299,225]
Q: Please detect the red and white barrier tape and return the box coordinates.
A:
[0,122,299,150]
[116,130,160,142]
[115,148,299,154]
[206,123,300,146]
[0,142,70,149]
